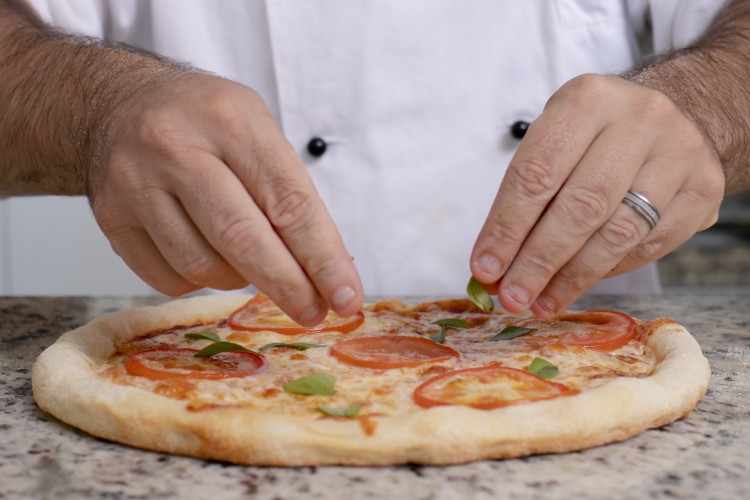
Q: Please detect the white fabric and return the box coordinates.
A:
[25,0,728,296]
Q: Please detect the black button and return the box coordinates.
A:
[510,121,530,140]
[306,137,327,157]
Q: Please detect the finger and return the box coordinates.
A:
[609,180,722,277]
[470,76,608,285]
[495,121,649,312]
[530,201,653,318]
[130,188,250,291]
[221,126,363,318]
[172,152,330,326]
[106,223,201,296]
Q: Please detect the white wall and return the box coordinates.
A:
[0,196,153,295]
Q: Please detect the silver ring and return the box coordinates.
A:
[622,190,660,230]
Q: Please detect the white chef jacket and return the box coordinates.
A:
[25,0,728,296]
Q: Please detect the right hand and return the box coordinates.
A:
[91,73,363,325]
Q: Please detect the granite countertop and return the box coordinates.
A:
[1,294,748,499]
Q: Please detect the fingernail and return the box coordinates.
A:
[300,305,324,326]
[535,295,557,315]
[476,254,502,277]
[504,284,530,306]
[331,285,357,311]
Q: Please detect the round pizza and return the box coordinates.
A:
[31,293,710,466]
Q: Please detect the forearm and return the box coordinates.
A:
[624,0,750,194]
[0,1,187,196]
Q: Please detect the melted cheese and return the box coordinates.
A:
[103,300,655,419]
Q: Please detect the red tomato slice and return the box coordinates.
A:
[329,336,459,369]
[125,348,265,380]
[519,310,636,352]
[413,366,578,409]
[228,294,364,335]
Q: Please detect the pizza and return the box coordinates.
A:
[31,292,710,466]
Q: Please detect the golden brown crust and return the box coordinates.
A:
[31,295,710,466]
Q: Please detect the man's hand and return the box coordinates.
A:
[0,3,362,324]
[470,74,724,318]
[93,74,363,324]
[471,0,750,318]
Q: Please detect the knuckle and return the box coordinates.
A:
[597,212,645,253]
[628,238,664,264]
[552,74,608,109]
[269,280,310,312]
[507,159,558,198]
[181,255,218,285]
[304,254,345,285]
[138,111,188,158]
[696,167,726,204]
[209,86,273,142]
[555,266,594,294]
[481,215,526,246]
[266,189,317,232]
[520,252,559,278]
[217,218,262,260]
[559,186,609,233]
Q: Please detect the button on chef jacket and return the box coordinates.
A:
[28,0,728,296]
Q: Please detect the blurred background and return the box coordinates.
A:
[658,191,750,292]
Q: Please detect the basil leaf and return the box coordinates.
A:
[431,318,467,329]
[466,276,494,312]
[429,318,467,344]
[429,329,446,344]
[317,402,363,418]
[283,373,336,396]
[184,331,221,342]
[194,341,254,357]
[488,325,536,341]
[528,357,559,379]
[258,342,326,352]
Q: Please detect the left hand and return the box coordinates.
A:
[470,74,725,318]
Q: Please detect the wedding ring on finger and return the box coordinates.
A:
[622,190,660,230]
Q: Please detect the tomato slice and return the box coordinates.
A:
[413,366,578,409]
[228,294,364,335]
[329,336,459,369]
[519,309,636,351]
[125,348,265,380]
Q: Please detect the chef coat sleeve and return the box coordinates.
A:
[628,0,732,53]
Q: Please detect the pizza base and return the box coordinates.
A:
[32,294,710,466]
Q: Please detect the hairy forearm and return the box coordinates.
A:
[0,1,187,196]
[624,0,750,194]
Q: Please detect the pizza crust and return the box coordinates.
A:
[32,295,710,466]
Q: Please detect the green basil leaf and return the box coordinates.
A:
[184,331,221,342]
[258,342,326,352]
[193,341,254,357]
[283,373,337,396]
[466,276,494,312]
[488,325,536,341]
[317,402,363,418]
[431,318,467,329]
[429,318,467,344]
[527,357,559,379]
[429,329,446,344]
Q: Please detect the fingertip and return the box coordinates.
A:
[471,253,504,283]
[530,301,556,320]
[532,295,559,319]
[499,283,532,313]
[330,284,364,318]
[296,302,328,327]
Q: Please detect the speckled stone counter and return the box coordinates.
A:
[1,294,748,499]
